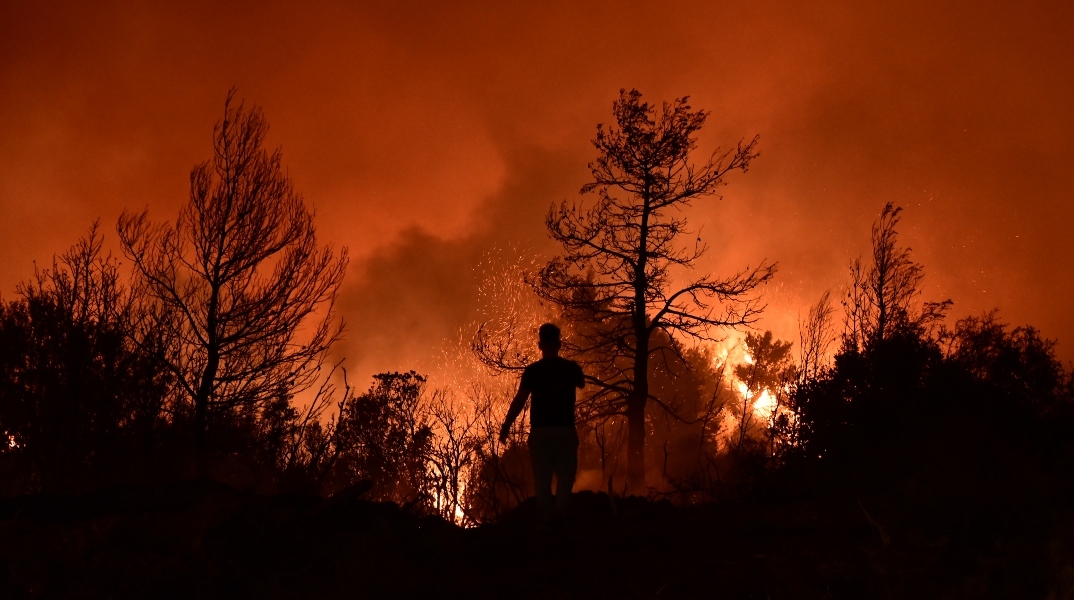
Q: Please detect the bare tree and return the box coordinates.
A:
[798,290,835,384]
[117,91,348,470]
[842,203,950,351]
[426,387,483,524]
[438,382,534,523]
[261,361,353,494]
[533,89,775,489]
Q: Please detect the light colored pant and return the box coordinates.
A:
[527,426,578,520]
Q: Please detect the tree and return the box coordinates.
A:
[0,225,170,493]
[797,290,836,385]
[795,204,954,464]
[942,311,1069,415]
[732,331,794,450]
[534,89,775,489]
[117,91,348,472]
[843,203,950,351]
[332,371,434,504]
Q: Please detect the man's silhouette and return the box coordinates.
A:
[499,323,585,523]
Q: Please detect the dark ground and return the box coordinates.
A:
[1,481,1071,599]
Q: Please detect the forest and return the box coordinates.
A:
[1,90,1072,598]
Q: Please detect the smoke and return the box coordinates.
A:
[1,0,1072,372]
[336,143,583,383]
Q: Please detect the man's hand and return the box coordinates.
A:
[498,422,511,444]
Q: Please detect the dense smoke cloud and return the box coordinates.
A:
[340,144,580,378]
[1,0,1072,384]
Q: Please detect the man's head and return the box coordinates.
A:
[538,323,561,355]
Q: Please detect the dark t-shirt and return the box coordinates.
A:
[520,356,585,428]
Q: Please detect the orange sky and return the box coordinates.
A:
[2,0,1072,380]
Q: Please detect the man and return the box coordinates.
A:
[499,323,585,522]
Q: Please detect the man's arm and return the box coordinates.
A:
[499,386,531,443]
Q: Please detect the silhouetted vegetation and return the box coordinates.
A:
[1,90,1072,597]
[790,203,1071,485]
[0,226,172,494]
[330,371,433,504]
[0,94,354,498]
[477,89,774,490]
[117,90,347,477]
[772,205,1074,597]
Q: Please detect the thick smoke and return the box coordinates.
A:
[337,144,583,382]
[0,0,1071,371]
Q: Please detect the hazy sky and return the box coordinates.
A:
[2,0,1072,380]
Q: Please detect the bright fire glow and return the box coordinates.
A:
[434,481,468,525]
[752,389,776,418]
[736,380,777,420]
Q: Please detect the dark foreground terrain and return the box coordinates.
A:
[2,480,1071,599]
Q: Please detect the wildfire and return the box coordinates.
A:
[752,389,777,418]
[735,381,777,420]
[433,481,468,525]
[710,334,797,450]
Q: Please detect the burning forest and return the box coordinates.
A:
[2,4,1074,594]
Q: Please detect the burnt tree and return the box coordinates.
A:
[535,89,774,489]
[843,203,951,351]
[797,290,836,385]
[117,91,348,472]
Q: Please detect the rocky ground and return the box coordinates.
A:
[1,481,1070,599]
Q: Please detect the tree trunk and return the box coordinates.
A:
[192,281,221,479]
[628,183,652,492]
[627,334,649,491]
[193,328,219,479]
[626,392,646,491]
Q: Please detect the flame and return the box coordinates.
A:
[712,345,729,367]
[735,381,777,420]
[434,480,468,525]
[451,481,466,522]
[752,389,776,418]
